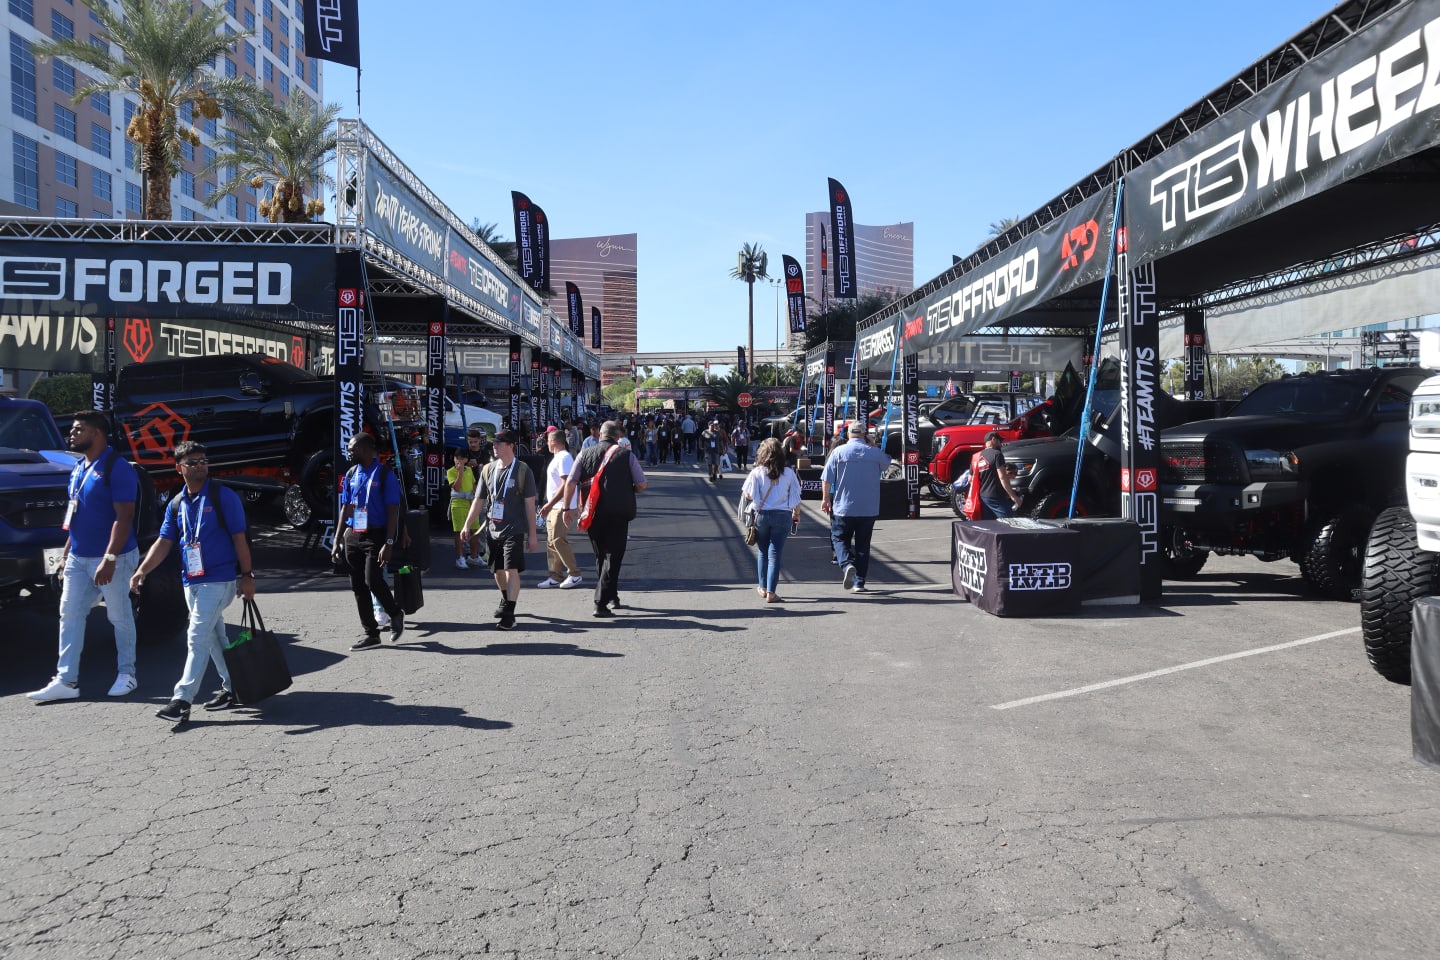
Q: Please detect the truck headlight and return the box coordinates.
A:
[934,435,949,453]
[1008,457,1037,478]
[1244,449,1299,479]
[1413,397,1440,437]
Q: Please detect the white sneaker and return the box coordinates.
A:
[375,609,391,628]
[559,575,583,589]
[27,677,79,702]
[851,583,867,594]
[536,577,560,588]
[107,674,137,697]
[455,557,469,570]
[842,565,857,591]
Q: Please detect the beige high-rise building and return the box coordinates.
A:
[545,234,637,386]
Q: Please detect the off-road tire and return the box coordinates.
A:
[1160,526,1209,579]
[286,449,336,529]
[951,482,969,519]
[1359,505,1439,685]
[1028,490,1096,521]
[927,479,952,501]
[1298,504,1376,601]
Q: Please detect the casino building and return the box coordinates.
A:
[801,213,914,345]
[0,0,323,223]
[545,234,638,386]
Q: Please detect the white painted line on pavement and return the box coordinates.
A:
[990,626,1360,711]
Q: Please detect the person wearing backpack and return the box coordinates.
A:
[27,410,142,703]
[460,429,538,631]
[129,442,255,724]
[330,433,405,650]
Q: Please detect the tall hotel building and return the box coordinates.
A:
[801,213,915,346]
[0,0,323,222]
[546,234,637,385]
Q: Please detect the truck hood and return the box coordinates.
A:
[1161,415,1354,448]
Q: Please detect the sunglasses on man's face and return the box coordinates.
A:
[181,459,208,467]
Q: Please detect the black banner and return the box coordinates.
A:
[856,362,870,426]
[828,178,856,300]
[508,335,522,433]
[424,307,446,508]
[1126,1,1440,267]
[301,0,360,69]
[1183,309,1206,400]
[1119,235,1162,601]
[530,358,543,439]
[510,192,549,291]
[566,281,583,337]
[737,346,747,379]
[591,307,602,351]
[335,251,365,523]
[902,352,920,519]
[854,186,1114,369]
[822,347,835,446]
[782,254,806,334]
[93,316,115,418]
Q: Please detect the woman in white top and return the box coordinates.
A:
[740,437,804,603]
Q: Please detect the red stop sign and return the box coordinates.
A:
[737,393,753,408]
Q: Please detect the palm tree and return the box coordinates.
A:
[36,0,264,221]
[730,243,769,386]
[203,96,339,223]
[988,215,1025,237]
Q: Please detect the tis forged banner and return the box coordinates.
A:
[854,185,1115,369]
[828,178,857,300]
[301,0,360,68]
[511,192,550,291]
[591,307,602,351]
[902,352,920,519]
[508,336,523,432]
[566,281,584,337]
[782,254,807,334]
[1126,0,1440,266]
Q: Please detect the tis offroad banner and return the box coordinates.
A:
[782,254,806,334]
[828,178,856,300]
[302,0,360,69]
[737,346,747,378]
[854,185,1115,368]
[1125,0,1440,267]
[335,251,366,520]
[425,308,446,508]
[511,192,550,291]
[591,307,602,351]
[566,282,583,337]
[445,229,520,331]
[508,336,523,433]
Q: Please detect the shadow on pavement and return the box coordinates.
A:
[405,637,624,658]
[200,689,514,735]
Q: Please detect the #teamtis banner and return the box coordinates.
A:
[334,250,366,520]
[424,306,446,508]
[782,254,806,334]
[301,0,360,69]
[511,192,550,291]
[828,178,856,300]
[566,281,583,337]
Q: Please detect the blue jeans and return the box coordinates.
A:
[830,515,875,585]
[755,509,792,594]
[57,548,140,684]
[645,442,658,465]
[174,580,237,703]
[980,496,1014,520]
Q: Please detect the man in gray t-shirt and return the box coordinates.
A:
[463,429,538,630]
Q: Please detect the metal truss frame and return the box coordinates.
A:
[0,217,335,245]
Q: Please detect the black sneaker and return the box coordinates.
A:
[608,597,625,610]
[497,612,517,630]
[493,599,507,618]
[389,617,404,643]
[202,689,237,711]
[156,699,191,723]
[351,636,381,651]
[592,605,615,618]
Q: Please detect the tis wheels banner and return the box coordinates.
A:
[425,306,446,508]
[902,352,920,518]
[508,336,523,434]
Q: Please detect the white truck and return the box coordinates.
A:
[1360,330,1440,684]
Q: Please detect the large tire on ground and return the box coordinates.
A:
[951,480,970,519]
[1160,525,1209,579]
[1359,505,1439,685]
[927,479,952,501]
[1298,504,1377,601]
[286,449,336,529]
[1028,490,1096,521]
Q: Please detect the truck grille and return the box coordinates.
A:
[1160,441,1245,484]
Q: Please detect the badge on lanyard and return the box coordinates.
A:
[180,493,206,577]
[182,542,206,577]
[353,507,369,532]
[489,461,514,523]
[62,499,77,531]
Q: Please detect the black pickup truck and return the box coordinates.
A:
[1158,367,1425,599]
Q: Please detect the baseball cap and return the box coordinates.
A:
[493,429,519,445]
[847,422,867,437]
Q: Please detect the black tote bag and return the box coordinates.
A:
[222,598,292,704]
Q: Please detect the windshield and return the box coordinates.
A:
[0,405,63,451]
[928,395,978,425]
[1228,377,1370,418]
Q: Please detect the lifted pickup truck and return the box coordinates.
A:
[1160,367,1426,599]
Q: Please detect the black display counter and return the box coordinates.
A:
[951,517,1142,617]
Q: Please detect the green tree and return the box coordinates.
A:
[804,294,892,351]
[602,377,635,413]
[27,374,92,418]
[37,0,265,220]
[989,215,1025,237]
[753,363,801,386]
[203,96,338,223]
[701,371,753,413]
[730,243,769,385]
[1209,356,1286,398]
[471,220,518,272]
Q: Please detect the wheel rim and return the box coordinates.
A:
[283,484,313,527]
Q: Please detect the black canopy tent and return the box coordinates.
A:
[854,0,1440,599]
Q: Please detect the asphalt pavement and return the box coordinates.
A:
[3,456,1438,959]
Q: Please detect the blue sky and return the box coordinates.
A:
[322,0,1338,355]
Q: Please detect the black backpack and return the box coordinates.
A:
[96,448,159,544]
[163,477,250,550]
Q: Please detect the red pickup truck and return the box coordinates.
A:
[928,398,1059,494]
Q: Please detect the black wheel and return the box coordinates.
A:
[132,551,186,640]
[951,480,970,519]
[1160,526,1209,579]
[928,479,952,500]
[1360,505,1438,685]
[1028,490,1096,520]
[287,449,336,530]
[1299,504,1376,601]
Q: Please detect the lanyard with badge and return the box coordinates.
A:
[63,457,102,531]
[352,465,381,532]
[488,460,515,523]
[179,487,208,577]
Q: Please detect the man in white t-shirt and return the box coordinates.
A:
[537,427,583,588]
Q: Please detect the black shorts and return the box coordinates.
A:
[486,534,525,572]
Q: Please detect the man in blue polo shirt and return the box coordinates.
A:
[130,441,256,724]
[331,432,405,650]
[821,421,893,594]
[27,410,141,703]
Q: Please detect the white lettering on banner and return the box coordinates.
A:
[834,203,851,292]
[1134,491,1158,560]
[0,312,99,355]
[1151,14,1440,231]
[523,301,541,332]
[374,345,426,371]
[337,307,362,365]
[800,479,822,493]
[957,542,988,592]
[427,384,442,447]
[516,209,533,274]
[1135,346,1157,451]
[856,325,896,363]
[156,322,290,360]
[925,247,1041,337]
[314,0,346,53]
[371,180,444,264]
[465,257,508,308]
[337,379,360,452]
[0,256,292,305]
[1008,563,1073,591]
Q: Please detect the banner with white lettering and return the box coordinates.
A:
[782,254,806,334]
[853,186,1115,369]
[425,307,446,508]
[1119,241,1163,601]
[828,179,857,300]
[566,281,583,337]
[1125,0,1440,266]
[366,154,447,278]
[902,352,920,519]
[335,251,366,520]
[508,336,523,432]
[591,307,602,351]
[302,0,360,68]
[511,192,550,292]
[444,229,520,329]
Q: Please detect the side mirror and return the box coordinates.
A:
[238,372,268,398]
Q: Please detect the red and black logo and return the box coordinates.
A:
[123,316,154,363]
[1060,219,1100,272]
[127,402,190,465]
